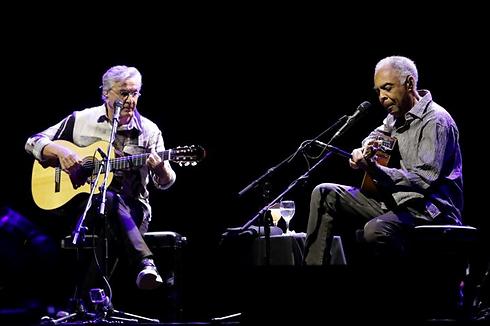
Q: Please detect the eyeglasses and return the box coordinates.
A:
[111,88,141,98]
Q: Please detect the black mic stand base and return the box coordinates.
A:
[40,289,160,325]
[40,299,97,325]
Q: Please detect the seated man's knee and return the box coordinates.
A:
[363,218,408,260]
[363,219,382,245]
[311,183,340,201]
[311,184,323,202]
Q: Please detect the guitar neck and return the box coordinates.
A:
[98,150,171,171]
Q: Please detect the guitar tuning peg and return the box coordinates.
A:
[191,162,197,166]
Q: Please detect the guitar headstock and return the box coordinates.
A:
[170,145,206,166]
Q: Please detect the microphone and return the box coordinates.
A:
[331,101,371,141]
[312,140,352,159]
[113,99,123,122]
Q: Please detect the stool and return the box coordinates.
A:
[143,231,187,290]
[61,231,187,321]
[61,231,187,291]
[62,231,187,250]
[353,224,479,320]
[61,231,186,280]
[353,224,479,262]
[61,234,99,249]
[144,231,187,250]
[411,224,478,253]
[410,225,479,278]
[141,231,187,321]
[410,225,479,319]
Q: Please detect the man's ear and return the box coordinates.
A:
[406,76,414,91]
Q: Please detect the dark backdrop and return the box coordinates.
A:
[1,8,489,322]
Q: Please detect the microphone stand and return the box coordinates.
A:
[237,150,335,266]
[237,115,348,198]
[233,114,349,265]
[59,160,106,325]
[73,103,123,246]
[98,104,120,277]
[72,162,106,246]
[66,102,162,324]
[59,103,120,325]
[95,103,161,323]
[240,151,334,232]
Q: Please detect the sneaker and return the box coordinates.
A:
[136,258,163,290]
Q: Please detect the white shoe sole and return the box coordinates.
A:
[136,269,163,290]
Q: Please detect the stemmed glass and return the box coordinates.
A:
[279,200,295,234]
[268,203,282,227]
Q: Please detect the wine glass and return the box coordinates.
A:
[279,200,295,234]
[268,203,282,227]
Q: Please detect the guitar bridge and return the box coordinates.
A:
[55,167,61,193]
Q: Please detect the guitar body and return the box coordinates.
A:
[31,140,205,210]
[360,133,398,196]
[31,140,115,210]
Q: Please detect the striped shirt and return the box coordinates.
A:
[363,90,463,224]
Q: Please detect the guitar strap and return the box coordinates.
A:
[53,113,76,141]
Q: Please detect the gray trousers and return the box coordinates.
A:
[304,183,431,265]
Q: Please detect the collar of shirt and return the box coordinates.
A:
[405,89,432,120]
[385,90,433,131]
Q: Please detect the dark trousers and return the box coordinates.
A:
[304,183,437,265]
[76,191,153,301]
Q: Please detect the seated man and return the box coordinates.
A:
[304,55,463,265]
[25,65,176,295]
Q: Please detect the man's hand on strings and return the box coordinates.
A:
[349,147,366,170]
[56,146,85,188]
[349,142,379,171]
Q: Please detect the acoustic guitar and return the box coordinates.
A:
[325,132,397,194]
[359,133,397,195]
[31,140,205,210]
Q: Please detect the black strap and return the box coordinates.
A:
[53,112,75,141]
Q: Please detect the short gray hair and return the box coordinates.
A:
[375,56,418,88]
[101,65,142,100]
